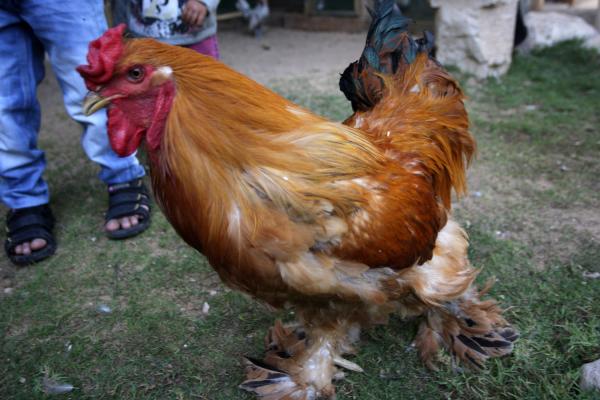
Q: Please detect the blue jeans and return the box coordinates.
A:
[0,0,145,210]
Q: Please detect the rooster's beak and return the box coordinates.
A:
[82,92,121,116]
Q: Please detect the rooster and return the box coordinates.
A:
[78,1,517,398]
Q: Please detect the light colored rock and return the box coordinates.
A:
[523,11,600,51]
[201,302,210,315]
[581,358,600,392]
[430,0,519,79]
[583,33,600,51]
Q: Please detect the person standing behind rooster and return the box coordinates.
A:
[0,0,152,266]
[111,0,221,59]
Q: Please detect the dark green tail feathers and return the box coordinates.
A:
[339,0,434,112]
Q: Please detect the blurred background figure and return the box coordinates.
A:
[515,0,530,47]
[111,0,221,58]
[236,0,269,36]
[0,0,150,266]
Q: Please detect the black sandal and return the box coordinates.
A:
[4,204,57,266]
[105,179,151,240]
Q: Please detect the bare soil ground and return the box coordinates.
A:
[219,28,364,86]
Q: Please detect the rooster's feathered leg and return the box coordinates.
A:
[241,316,364,400]
[415,286,518,370]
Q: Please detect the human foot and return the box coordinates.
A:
[4,205,56,266]
[14,238,48,255]
[105,213,146,232]
[104,179,151,239]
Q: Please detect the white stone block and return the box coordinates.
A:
[581,358,600,392]
[430,0,519,79]
[523,11,600,51]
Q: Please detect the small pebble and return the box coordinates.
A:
[524,104,539,111]
[4,288,13,295]
[582,271,600,279]
[494,230,510,239]
[202,302,210,315]
[96,304,112,314]
[42,377,74,395]
[333,371,346,381]
[209,290,217,296]
[19,377,26,384]
[581,358,600,391]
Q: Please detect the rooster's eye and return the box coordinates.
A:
[127,66,144,82]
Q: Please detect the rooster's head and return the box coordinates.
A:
[77,24,176,157]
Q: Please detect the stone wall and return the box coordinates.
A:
[430,0,519,79]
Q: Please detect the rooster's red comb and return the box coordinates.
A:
[77,24,127,91]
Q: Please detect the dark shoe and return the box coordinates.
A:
[105,179,151,240]
[4,204,57,266]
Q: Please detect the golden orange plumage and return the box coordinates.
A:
[78,2,516,398]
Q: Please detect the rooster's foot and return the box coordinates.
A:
[240,320,361,399]
[241,356,328,400]
[333,355,363,372]
[415,288,519,370]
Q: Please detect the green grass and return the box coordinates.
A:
[1,42,599,399]
[469,42,600,206]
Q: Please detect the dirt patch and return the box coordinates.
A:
[457,157,600,271]
[4,318,31,338]
[219,28,364,86]
[541,208,600,242]
[151,284,224,321]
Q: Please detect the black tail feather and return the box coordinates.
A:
[339,0,434,112]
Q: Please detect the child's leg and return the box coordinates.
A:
[185,35,220,59]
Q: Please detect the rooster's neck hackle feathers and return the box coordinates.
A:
[339,0,474,208]
[119,39,383,174]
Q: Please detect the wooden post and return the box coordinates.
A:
[217,11,244,21]
[531,0,544,11]
[354,0,367,19]
[104,0,113,26]
[596,1,600,31]
[305,0,315,15]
